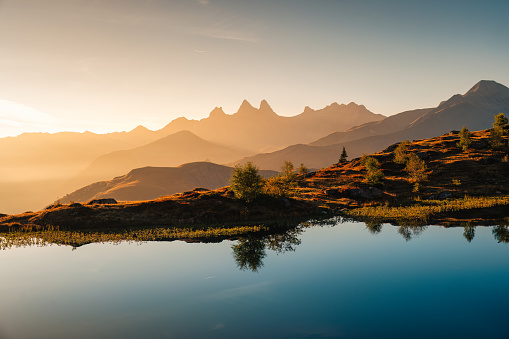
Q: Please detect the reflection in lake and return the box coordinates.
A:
[463,224,476,242]
[1,219,509,339]
[232,227,303,272]
[493,225,509,243]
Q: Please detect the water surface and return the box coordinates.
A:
[1,221,508,339]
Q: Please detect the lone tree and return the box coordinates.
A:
[360,155,384,185]
[405,153,427,183]
[457,126,472,151]
[338,146,348,164]
[490,113,508,149]
[229,162,264,202]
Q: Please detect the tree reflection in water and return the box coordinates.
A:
[463,224,476,243]
[492,225,509,243]
[397,225,427,241]
[232,227,303,272]
[365,221,383,235]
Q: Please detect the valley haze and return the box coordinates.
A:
[1,79,509,216]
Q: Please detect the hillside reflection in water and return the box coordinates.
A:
[0,219,508,339]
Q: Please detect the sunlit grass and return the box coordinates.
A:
[345,195,509,223]
[0,225,267,250]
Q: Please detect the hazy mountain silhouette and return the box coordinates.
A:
[158,100,384,152]
[3,81,506,213]
[0,127,162,215]
[0,99,383,214]
[237,80,509,170]
[310,108,433,146]
[63,130,251,192]
[59,162,278,203]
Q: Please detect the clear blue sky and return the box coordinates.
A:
[0,0,508,137]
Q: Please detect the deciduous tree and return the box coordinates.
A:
[229,162,264,202]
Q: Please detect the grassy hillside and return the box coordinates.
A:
[1,127,508,231]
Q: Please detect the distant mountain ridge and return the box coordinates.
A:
[157,100,384,152]
[0,99,381,214]
[64,130,250,191]
[59,162,278,204]
[237,80,509,170]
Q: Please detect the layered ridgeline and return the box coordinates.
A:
[158,100,384,153]
[0,100,382,214]
[237,80,509,170]
[62,131,250,191]
[59,162,278,204]
[3,125,509,230]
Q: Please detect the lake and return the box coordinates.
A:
[1,219,508,339]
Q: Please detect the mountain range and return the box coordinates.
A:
[0,100,381,214]
[1,80,508,214]
[236,80,509,170]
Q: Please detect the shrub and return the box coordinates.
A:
[490,126,505,149]
[298,163,308,175]
[493,113,508,128]
[393,140,410,164]
[457,126,472,151]
[365,170,384,185]
[229,162,265,202]
[264,161,297,197]
[361,156,384,185]
[405,153,427,183]
[281,160,297,181]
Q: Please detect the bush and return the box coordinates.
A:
[393,140,409,164]
[361,155,384,185]
[229,162,265,202]
[365,170,384,185]
[264,160,297,197]
[457,126,472,151]
[281,160,297,182]
[493,113,508,128]
[405,153,427,183]
[298,163,308,175]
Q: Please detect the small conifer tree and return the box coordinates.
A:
[457,126,472,151]
[338,146,348,164]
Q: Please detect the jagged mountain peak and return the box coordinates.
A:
[208,106,226,118]
[238,99,255,111]
[259,99,276,114]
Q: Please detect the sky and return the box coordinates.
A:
[0,0,508,137]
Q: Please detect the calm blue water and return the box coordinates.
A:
[1,220,508,339]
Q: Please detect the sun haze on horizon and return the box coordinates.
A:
[0,0,508,138]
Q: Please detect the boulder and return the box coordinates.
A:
[88,198,117,205]
[347,187,383,199]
